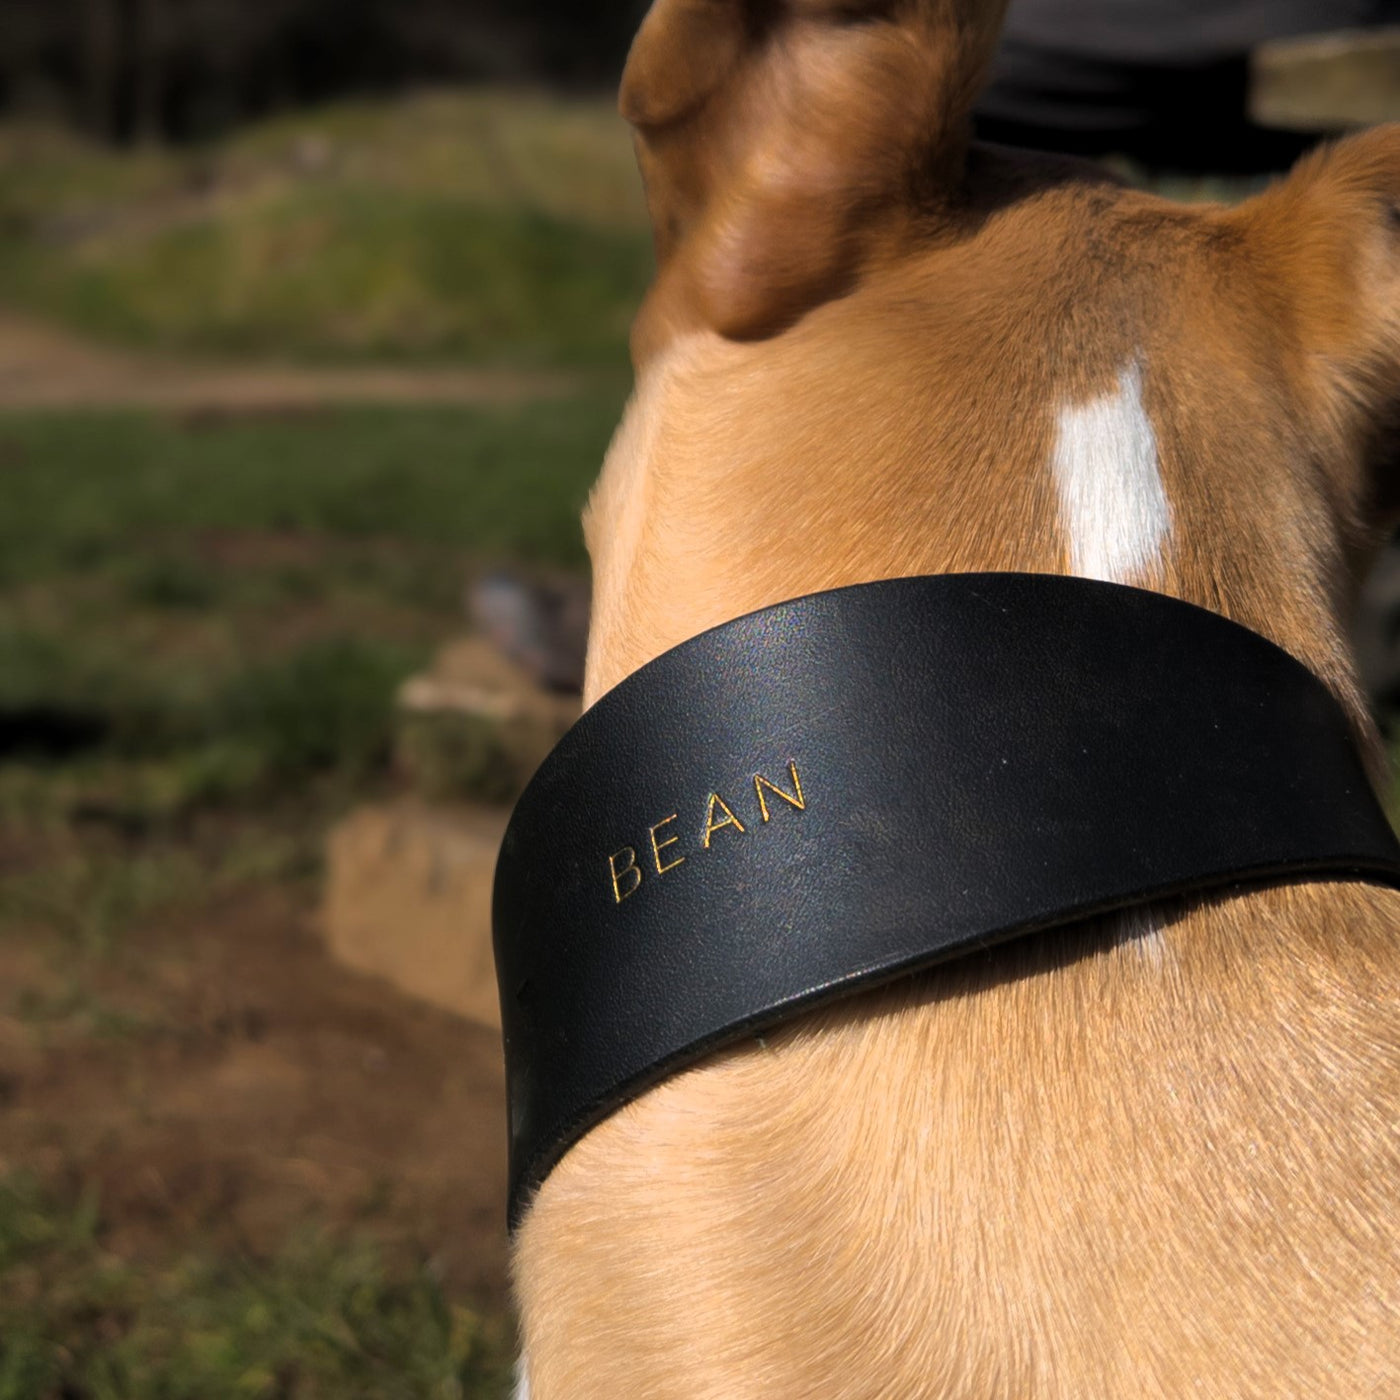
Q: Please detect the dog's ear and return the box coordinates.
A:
[621,0,1009,351]
[1235,126,1400,520]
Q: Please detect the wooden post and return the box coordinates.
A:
[131,0,165,144]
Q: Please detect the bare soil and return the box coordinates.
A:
[0,855,511,1307]
[0,311,579,412]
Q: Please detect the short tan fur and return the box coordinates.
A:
[515,3,1400,1394]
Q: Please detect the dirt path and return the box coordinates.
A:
[0,866,511,1305]
[0,311,583,411]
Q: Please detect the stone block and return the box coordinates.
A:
[323,801,508,1028]
[398,635,579,730]
[396,636,579,802]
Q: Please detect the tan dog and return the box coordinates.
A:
[512,2,1400,1394]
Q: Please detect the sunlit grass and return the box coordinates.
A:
[2,196,649,367]
[0,90,651,367]
[222,90,648,231]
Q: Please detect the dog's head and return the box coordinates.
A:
[586,0,1400,762]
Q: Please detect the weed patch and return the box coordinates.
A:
[0,1174,514,1399]
[217,637,413,786]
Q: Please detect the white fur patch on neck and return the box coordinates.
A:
[513,1357,531,1400]
[1050,361,1171,585]
[1111,906,1170,966]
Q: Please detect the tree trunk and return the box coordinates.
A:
[81,0,120,139]
[131,0,164,143]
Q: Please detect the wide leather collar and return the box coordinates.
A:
[493,573,1400,1228]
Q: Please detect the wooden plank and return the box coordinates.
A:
[1251,27,1400,130]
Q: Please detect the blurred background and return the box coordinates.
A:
[0,2,1396,1395]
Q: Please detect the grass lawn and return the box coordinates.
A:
[0,85,644,1392]
[0,391,621,1397]
[0,396,620,824]
[0,398,615,574]
[0,1173,515,1399]
[0,92,651,369]
[0,84,647,1397]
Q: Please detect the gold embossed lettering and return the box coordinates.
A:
[649,814,686,875]
[608,847,642,903]
[702,792,746,848]
[754,761,806,822]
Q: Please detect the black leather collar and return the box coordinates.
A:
[492,573,1400,1228]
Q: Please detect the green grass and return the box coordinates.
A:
[0,393,596,1385]
[0,396,617,824]
[2,197,649,367]
[0,1174,514,1400]
[0,92,652,367]
[0,93,632,1385]
[0,92,646,232]
[0,400,616,576]
[221,91,647,230]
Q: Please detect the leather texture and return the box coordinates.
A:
[493,573,1400,1228]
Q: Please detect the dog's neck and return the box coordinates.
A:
[586,157,1384,762]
